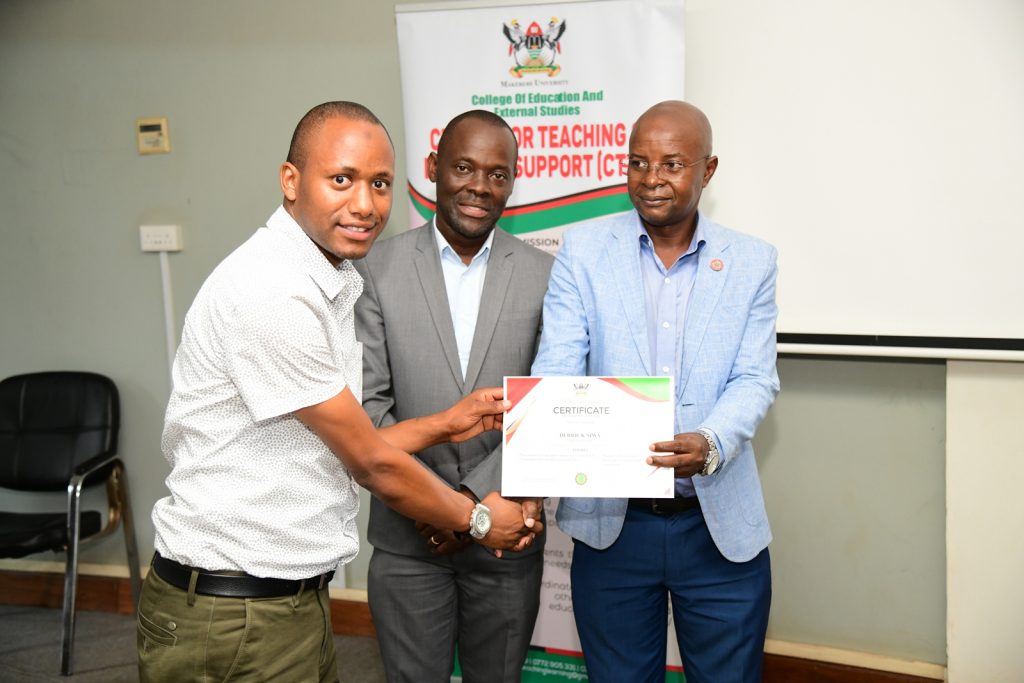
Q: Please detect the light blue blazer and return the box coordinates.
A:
[531,211,780,562]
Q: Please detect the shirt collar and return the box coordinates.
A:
[636,211,707,259]
[432,216,494,266]
[267,205,359,301]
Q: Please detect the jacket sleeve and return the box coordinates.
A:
[701,247,780,466]
[531,232,589,377]
[354,261,398,429]
[460,442,502,500]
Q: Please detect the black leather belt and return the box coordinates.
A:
[629,495,701,515]
[151,553,334,598]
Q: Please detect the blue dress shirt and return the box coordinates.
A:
[637,219,704,497]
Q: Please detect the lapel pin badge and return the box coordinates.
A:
[710,258,724,272]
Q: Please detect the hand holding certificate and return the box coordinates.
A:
[502,376,675,498]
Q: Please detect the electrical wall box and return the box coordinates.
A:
[140,224,183,252]
[136,117,171,155]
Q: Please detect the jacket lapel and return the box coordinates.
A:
[413,226,464,388]
[463,229,514,391]
[605,216,652,374]
[677,222,730,395]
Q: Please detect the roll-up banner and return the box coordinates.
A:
[396,0,685,254]
[397,3,686,680]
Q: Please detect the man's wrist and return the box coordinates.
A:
[696,428,721,476]
[440,402,474,444]
[420,410,453,448]
[454,489,478,538]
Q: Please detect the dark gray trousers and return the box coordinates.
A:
[368,544,543,683]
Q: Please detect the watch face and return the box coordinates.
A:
[699,430,720,476]
[476,507,492,534]
[707,451,720,475]
[470,504,492,539]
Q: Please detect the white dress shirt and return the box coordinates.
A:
[434,220,494,379]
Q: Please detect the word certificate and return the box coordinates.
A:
[502,376,675,498]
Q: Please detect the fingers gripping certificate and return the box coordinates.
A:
[502,377,675,498]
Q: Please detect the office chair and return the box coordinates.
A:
[0,371,141,675]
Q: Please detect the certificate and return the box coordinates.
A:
[502,376,675,498]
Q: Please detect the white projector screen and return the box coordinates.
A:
[686,0,1024,359]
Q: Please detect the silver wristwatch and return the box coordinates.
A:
[697,428,721,476]
[468,502,492,540]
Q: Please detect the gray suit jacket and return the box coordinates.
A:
[354,222,553,558]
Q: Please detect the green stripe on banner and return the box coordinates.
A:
[412,196,433,222]
[500,193,632,235]
[519,649,686,682]
[520,649,587,681]
[618,377,672,401]
[407,191,632,235]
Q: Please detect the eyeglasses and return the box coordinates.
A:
[622,156,710,179]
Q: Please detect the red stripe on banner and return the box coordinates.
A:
[409,183,436,212]
[503,184,627,216]
[410,183,627,221]
[542,646,585,658]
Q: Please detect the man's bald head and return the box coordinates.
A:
[631,100,714,158]
[626,100,718,238]
[436,109,518,161]
[287,101,392,170]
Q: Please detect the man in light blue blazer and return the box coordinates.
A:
[531,100,780,683]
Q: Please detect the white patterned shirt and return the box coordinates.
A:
[153,206,364,580]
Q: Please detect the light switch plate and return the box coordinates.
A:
[140,224,182,252]
[137,117,170,155]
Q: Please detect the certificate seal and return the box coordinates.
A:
[575,473,588,485]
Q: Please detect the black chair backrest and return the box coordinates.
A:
[0,372,120,492]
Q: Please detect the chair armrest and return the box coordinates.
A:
[69,452,121,489]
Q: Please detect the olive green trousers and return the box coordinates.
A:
[137,568,338,683]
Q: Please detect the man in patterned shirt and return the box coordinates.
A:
[137,101,538,683]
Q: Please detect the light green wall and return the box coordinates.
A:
[759,357,946,663]
[0,0,946,666]
[0,0,428,588]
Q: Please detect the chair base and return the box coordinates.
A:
[59,462,141,676]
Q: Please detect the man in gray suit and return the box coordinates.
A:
[355,110,554,682]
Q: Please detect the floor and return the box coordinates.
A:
[0,605,385,682]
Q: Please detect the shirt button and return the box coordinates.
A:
[664,277,671,284]
[662,366,671,373]
[662,321,670,329]
[167,621,177,631]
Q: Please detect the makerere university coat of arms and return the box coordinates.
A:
[503,17,566,77]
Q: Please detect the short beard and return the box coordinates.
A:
[439,205,497,241]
